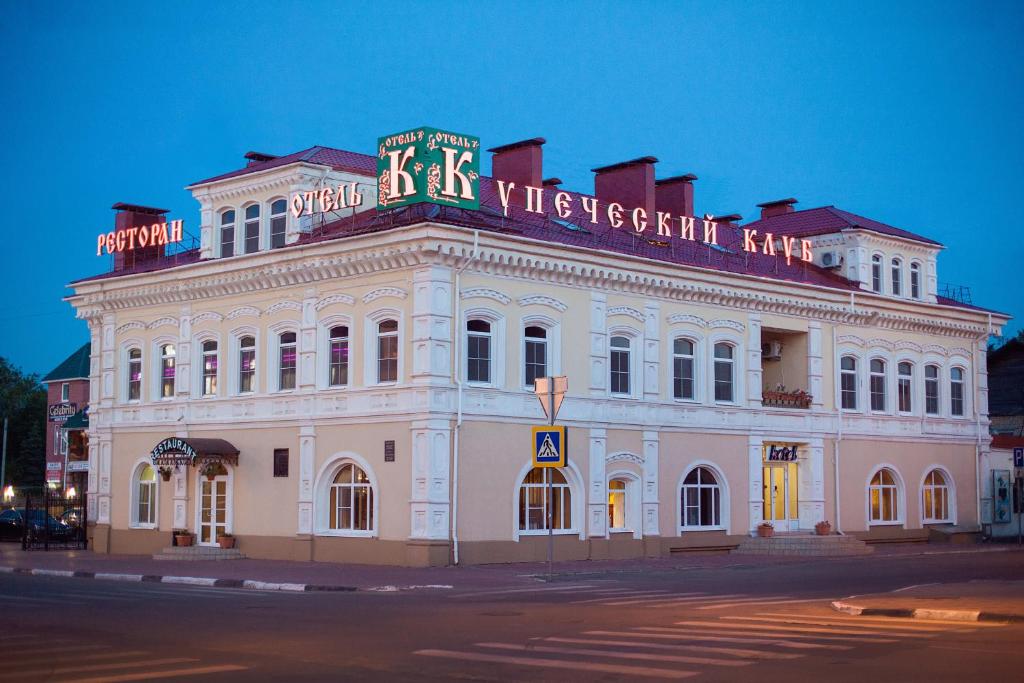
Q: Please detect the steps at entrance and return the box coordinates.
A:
[153,545,246,561]
[732,534,873,556]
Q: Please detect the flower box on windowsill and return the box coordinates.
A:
[762,390,813,409]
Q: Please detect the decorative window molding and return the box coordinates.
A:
[461,288,511,305]
[837,335,866,347]
[116,321,146,335]
[866,338,896,351]
[265,300,302,316]
[709,319,745,332]
[227,305,262,320]
[147,317,178,330]
[315,294,356,311]
[518,294,567,313]
[190,312,224,325]
[666,313,707,327]
[607,306,644,322]
[606,451,644,466]
[362,287,407,304]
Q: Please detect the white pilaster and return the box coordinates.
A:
[297,424,315,534]
[807,321,823,409]
[176,305,192,397]
[746,313,762,407]
[643,303,660,400]
[588,428,607,537]
[642,431,660,536]
[411,266,452,385]
[797,439,826,530]
[747,435,763,534]
[299,289,318,392]
[589,292,607,395]
[409,419,451,540]
[197,195,214,260]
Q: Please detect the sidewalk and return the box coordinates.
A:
[832,579,1024,623]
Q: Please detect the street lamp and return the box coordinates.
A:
[65,486,76,499]
[2,485,13,502]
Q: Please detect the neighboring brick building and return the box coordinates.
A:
[989,337,1024,436]
[41,343,90,488]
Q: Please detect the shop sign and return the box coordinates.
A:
[66,461,90,473]
[48,403,78,423]
[150,437,198,467]
[764,443,800,462]
[96,220,184,256]
[377,127,480,211]
[46,462,62,471]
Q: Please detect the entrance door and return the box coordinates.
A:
[197,477,228,545]
[762,462,799,532]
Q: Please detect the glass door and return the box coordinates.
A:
[198,477,228,545]
[762,463,799,532]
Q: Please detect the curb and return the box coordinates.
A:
[0,566,357,593]
[830,599,1024,624]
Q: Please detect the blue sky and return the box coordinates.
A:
[1,1,1021,376]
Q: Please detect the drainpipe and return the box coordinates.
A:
[451,230,480,565]
[833,324,843,534]
[975,313,991,529]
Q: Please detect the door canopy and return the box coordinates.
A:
[150,437,239,468]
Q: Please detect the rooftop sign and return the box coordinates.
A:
[96,219,183,256]
[377,127,480,211]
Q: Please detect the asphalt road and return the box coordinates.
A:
[2,548,1023,682]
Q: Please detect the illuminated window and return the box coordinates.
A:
[201,340,218,396]
[244,205,260,254]
[610,336,631,395]
[840,356,858,410]
[238,336,256,394]
[270,199,287,249]
[673,338,695,400]
[328,464,374,532]
[681,466,721,529]
[524,326,547,388]
[925,364,940,415]
[950,367,965,416]
[518,468,572,532]
[869,358,886,411]
[891,258,902,297]
[910,262,921,299]
[328,325,349,387]
[713,342,735,402]
[132,463,157,528]
[278,332,297,391]
[466,319,492,383]
[159,344,176,399]
[871,254,882,293]
[377,320,398,383]
[868,468,899,523]
[922,469,951,523]
[127,348,142,401]
[220,210,235,258]
[897,361,913,413]
[608,478,627,530]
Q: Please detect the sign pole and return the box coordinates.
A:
[547,380,555,577]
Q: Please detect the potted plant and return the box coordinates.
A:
[216,532,235,549]
[815,520,832,536]
[173,529,194,547]
[158,466,173,482]
[757,522,774,538]
[201,462,226,481]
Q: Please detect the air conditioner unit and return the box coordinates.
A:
[820,251,843,269]
[761,341,783,361]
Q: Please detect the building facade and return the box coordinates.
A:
[67,133,1010,565]
[41,343,91,491]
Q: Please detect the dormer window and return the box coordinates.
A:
[871,254,882,293]
[220,210,235,258]
[244,205,260,254]
[910,262,921,299]
[891,258,902,297]
[270,199,287,249]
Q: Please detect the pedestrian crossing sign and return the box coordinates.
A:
[532,426,567,468]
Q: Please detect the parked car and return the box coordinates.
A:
[59,508,83,529]
[0,508,72,542]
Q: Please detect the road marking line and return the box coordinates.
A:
[451,584,595,598]
[729,615,970,631]
[30,569,76,577]
[603,593,742,606]
[0,651,150,673]
[542,636,803,660]
[479,641,752,667]
[622,628,852,650]
[8,657,197,678]
[2,645,106,659]
[672,621,923,639]
[0,594,85,605]
[697,598,825,610]
[413,649,697,678]
[784,613,1006,628]
[53,664,249,683]
[570,590,675,603]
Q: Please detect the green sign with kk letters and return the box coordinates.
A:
[376,126,480,211]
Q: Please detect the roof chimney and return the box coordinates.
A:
[488,138,545,188]
[592,156,658,222]
[757,197,797,219]
[111,203,170,272]
[714,213,742,226]
[244,151,278,166]
[542,177,563,187]
[655,173,697,218]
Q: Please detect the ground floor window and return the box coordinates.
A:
[869,468,900,523]
[519,468,572,532]
[922,469,951,523]
[329,463,374,532]
[608,478,627,530]
[132,463,157,527]
[681,466,721,529]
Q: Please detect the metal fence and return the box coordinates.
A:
[21,489,88,551]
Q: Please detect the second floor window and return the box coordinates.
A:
[244,205,260,254]
[673,338,695,400]
[159,344,176,399]
[329,325,349,387]
[524,326,547,388]
[270,199,287,249]
[201,340,218,396]
[220,210,235,258]
[950,367,965,416]
[897,361,913,413]
[127,348,142,401]
[871,254,882,293]
[238,336,256,393]
[61,383,69,402]
[891,258,902,296]
[910,262,921,299]
[870,358,886,411]
[713,342,734,402]
[609,336,631,395]
[466,319,492,384]
[840,356,858,410]
[377,320,398,383]
[278,332,297,390]
[925,364,940,415]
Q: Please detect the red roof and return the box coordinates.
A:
[188,146,376,187]
[742,206,942,247]
[991,435,1024,449]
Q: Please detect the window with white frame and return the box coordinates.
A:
[891,258,902,296]
[328,325,349,387]
[58,427,68,456]
[201,340,218,396]
[869,358,886,411]
[270,199,287,249]
[328,463,374,532]
[713,342,735,402]
[377,319,398,383]
[609,335,631,395]
[840,355,858,410]
[159,344,176,399]
[897,361,913,413]
[238,335,256,394]
[871,254,882,293]
[519,467,572,531]
[220,210,235,258]
[127,347,142,401]
[925,364,940,415]
[922,469,951,523]
[466,319,492,383]
[278,332,297,390]
[52,426,60,455]
[681,466,721,529]
[673,338,696,400]
[60,382,69,402]
[910,262,921,299]
[869,468,899,523]
[608,478,627,530]
[524,325,547,388]
[950,367,965,416]
[243,204,260,254]
[132,463,157,527]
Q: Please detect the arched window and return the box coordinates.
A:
[328,325,349,387]
[377,319,398,383]
[910,262,921,299]
[713,342,735,402]
[891,258,902,296]
[238,335,256,394]
[466,319,492,383]
[869,358,886,411]
[132,463,157,527]
[127,348,142,401]
[922,469,951,523]
[518,468,572,531]
[278,332,297,390]
[201,340,218,396]
[681,466,721,529]
[328,463,374,532]
[924,364,940,415]
[243,204,260,254]
[869,468,899,523]
[840,355,858,410]
[608,478,627,530]
[673,338,696,400]
[609,336,631,395]
[159,344,176,399]
[871,254,883,293]
[897,361,913,413]
[524,325,548,388]
[950,367,965,416]
[220,210,235,258]
[270,199,287,249]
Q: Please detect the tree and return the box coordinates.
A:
[0,357,47,489]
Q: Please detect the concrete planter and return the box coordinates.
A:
[174,533,194,547]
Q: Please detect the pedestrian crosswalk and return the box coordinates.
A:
[413,610,1005,680]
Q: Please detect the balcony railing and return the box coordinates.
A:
[762,389,812,409]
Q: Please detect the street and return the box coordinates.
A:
[2,547,1023,682]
